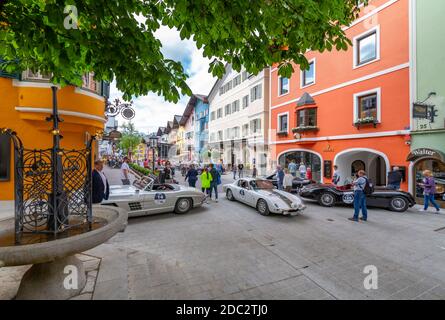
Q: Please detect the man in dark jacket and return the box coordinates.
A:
[92,159,110,204]
[209,164,220,202]
[387,166,403,190]
[185,165,198,188]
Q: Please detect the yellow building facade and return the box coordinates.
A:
[0,72,109,200]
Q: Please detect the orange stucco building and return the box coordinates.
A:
[0,71,109,200]
[269,0,412,190]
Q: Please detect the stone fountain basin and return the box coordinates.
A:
[0,206,128,267]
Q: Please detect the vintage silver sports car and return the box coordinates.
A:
[223,178,306,216]
[102,176,206,218]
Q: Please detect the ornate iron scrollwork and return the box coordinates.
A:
[105,98,135,120]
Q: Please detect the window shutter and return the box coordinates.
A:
[258,84,262,99]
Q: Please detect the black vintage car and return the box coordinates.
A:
[299,184,416,212]
[265,174,314,193]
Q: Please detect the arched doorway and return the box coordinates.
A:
[334,148,389,186]
[278,150,322,182]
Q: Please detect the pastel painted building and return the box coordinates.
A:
[409,0,445,207]
[269,0,411,190]
[0,68,109,200]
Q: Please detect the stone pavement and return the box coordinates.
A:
[1,167,445,300]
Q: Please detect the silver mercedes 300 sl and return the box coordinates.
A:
[223,178,306,216]
[102,176,206,218]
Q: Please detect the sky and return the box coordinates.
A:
[109,26,217,134]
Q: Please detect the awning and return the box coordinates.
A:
[407,148,445,162]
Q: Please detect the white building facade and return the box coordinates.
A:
[208,65,270,174]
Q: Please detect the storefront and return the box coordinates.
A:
[408,148,445,209]
[278,150,322,182]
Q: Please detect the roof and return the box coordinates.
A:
[173,115,182,129]
[297,92,316,107]
[156,127,166,136]
[179,94,208,126]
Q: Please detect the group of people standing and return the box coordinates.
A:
[185,163,222,203]
[275,160,312,191]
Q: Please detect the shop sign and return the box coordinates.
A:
[407,148,445,162]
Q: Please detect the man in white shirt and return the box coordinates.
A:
[121,157,131,185]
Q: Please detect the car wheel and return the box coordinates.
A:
[226,189,235,201]
[389,197,409,212]
[257,199,270,216]
[174,198,192,214]
[318,192,335,207]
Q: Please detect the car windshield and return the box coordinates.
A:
[133,176,154,191]
[250,180,275,190]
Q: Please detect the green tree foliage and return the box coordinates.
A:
[0,0,366,101]
[119,122,142,156]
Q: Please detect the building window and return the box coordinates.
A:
[301,60,315,87]
[233,74,241,87]
[23,70,51,81]
[242,95,249,109]
[242,124,249,137]
[242,71,248,82]
[0,134,11,181]
[250,119,262,134]
[231,100,240,113]
[279,77,289,95]
[217,108,223,119]
[354,26,380,67]
[224,104,231,116]
[233,127,240,139]
[225,128,231,140]
[353,88,381,123]
[297,108,317,127]
[210,111,215,121]
[210,133,216,142]
[217,130,223,141]
[250,84,262,102]
[278,113,288,133]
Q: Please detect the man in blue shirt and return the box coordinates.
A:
[349,170,368,222]
[276,166,285,190]
[288,160,297,177]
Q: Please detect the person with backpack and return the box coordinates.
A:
[349,170,370,222]
[208,163,220,202]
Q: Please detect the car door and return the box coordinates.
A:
[237,180,250,204]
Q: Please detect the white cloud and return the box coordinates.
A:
[110,26,216,134]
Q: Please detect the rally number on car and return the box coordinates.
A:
[154,193,167,204]
[342,193,354,204]
[240,190,245,196]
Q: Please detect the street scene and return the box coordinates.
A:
[1,0,445,305]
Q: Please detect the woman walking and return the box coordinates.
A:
[185,165,198,188]
[283,169,294,193]
[419,170,441,213]
[200,167,213,203]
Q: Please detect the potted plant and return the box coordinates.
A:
[292,125,319,133]
[354,116,379,128]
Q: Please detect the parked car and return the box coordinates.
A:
[102,176,206,218]
[299,183,416,212]
[223,178,306,216]
[265,173,314,193]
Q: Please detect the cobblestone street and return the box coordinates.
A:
[84,168,445,300]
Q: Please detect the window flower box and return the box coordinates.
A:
[354,117,379,129]
[277,131,288,137]
[292,126,319,133]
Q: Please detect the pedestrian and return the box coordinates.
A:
[143,158,149,169]
[332,165,340,185]
[209,163,220,202]
[306,167,312,181]
[185,165,198,188]
[232,164,237,180]
[238,163,244,178]
[200,167,212,202]
[283,169,293,193]
[298,162,307,179]
[288,160,297,177]
[164,162,173,183]
[349,170,368,222]
[92,159,109,204]
[252,165,257,178]
[387,166,403,190]
[121,157,131,185]
[419,170,441,213]
[276,166,285,190]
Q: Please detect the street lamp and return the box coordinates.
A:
[149,135,158,172]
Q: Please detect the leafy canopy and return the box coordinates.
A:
[0,0,366,101]
[119,122,143,155]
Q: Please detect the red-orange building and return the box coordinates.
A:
[269,0,412,190]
